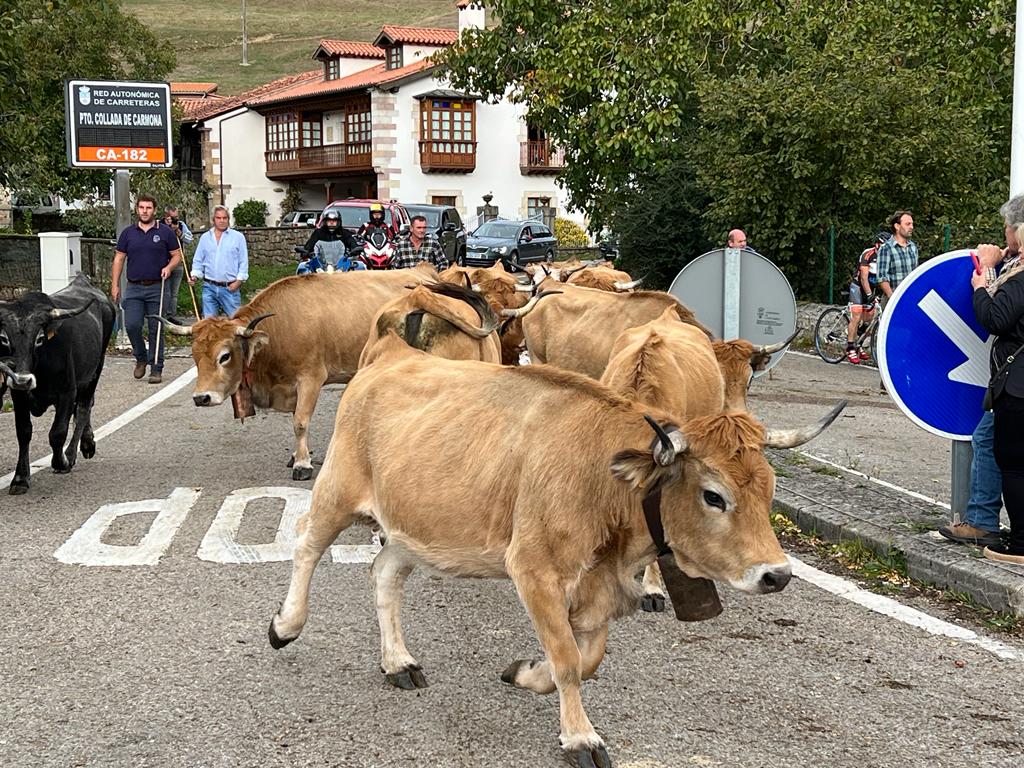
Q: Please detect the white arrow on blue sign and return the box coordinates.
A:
[877,249,991,441]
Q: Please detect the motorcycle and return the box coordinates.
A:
[357,227,395,270]
[294,242,366,275]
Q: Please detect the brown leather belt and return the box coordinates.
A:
[128,279,160,286]
[205,279,231,287]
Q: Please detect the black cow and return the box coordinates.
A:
[0,274,115,494]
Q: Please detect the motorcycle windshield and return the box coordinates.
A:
[368,229,389,249]
[314,239,348,263]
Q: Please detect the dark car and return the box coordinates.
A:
[318,199,411,239]
[404,204,468,265]
[464,219,558,268]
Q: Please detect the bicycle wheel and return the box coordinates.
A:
[814,306,849,364]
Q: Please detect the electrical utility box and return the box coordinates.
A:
[38,232,83,294]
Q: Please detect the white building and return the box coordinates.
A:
[179,2,579,230]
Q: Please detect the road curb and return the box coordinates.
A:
[769,449,1024,617]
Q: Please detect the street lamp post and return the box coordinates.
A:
[241,0,249,66]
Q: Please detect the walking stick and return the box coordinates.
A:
[154,273,167,374]
[174,231,201,318]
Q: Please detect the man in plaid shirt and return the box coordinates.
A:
[877,210,919,300]
[392,215,449,270]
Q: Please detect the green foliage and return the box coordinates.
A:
[233,199,270,228]
[130,172,210,227]
[553,218,589,247]
[61,205,116,239]
[280,185,305,215]
[441,1,1014,298]
[0,1,175,198]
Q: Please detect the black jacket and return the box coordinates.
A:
[303,225,357,253]
[974,271,1024,398]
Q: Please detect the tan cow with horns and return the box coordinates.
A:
[156,264,436,480]
[268,336,844,768]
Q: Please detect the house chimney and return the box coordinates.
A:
[456,0,485,34]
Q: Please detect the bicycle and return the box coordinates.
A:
[813,298,882,365]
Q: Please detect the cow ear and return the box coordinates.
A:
[245,330,269,364]
[610,448,673,491]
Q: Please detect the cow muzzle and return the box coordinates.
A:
[0,361,35,391]
[193,391,224,407]
[735,562,793,594]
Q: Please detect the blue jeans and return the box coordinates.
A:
[122,281,172,373]
[964,411,1002,531]
[201,283,242,319]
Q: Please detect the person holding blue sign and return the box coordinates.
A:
[969,194,1024,564]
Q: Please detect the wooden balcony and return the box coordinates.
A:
[265,142,372,178]
[419,140,477,173]
[520,140,565,174]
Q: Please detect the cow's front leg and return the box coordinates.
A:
[502,623,609,690]
[289,377,321,481]
[509,570,610,768]
[371,542,426,689]
[48,398,75,473]
[640,563,666,612]
[9,393,33,494]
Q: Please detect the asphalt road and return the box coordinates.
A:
[0,352,1021,768]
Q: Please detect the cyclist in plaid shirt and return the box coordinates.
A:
[877,210,918,300]
[392,215,449,270]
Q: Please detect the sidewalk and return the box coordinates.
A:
[769,448,1024,617]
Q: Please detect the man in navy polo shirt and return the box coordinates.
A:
[112,194,182,384]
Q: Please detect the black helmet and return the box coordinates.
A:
[874,230,891,244]
[324,210,340,225]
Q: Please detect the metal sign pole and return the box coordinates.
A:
[114,170,131,347]
[722,247,741,340]
[951,440,973,519]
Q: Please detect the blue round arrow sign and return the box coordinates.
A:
[877,249,990,441]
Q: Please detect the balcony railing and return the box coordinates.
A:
[419,140,477,173]
[265,142,372,176]
[520,140,565,174]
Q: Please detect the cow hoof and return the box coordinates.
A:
[500,659,532,685]
[8,479,29,495]
[81,437,96,459]
[267,618,295,650]
[292,465,313,481]
[286,455,294,468]
[52,465,71,475]
[384,664,428,690]
[565,744,612,768]
[641,593,666,612]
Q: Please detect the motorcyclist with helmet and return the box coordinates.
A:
[300,209,360,271]
[357,203,391,240]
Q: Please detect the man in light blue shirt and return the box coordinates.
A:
[189,205,249,318]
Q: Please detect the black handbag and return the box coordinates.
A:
[983,339,1024,411]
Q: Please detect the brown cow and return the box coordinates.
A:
[565,264,642,292]
[439,263,533,363]
[522,285,712,379]
[158,264,437,480]
[268,337,844,767]
[360,281,502,367]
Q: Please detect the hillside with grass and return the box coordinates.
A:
[123,0,457,95]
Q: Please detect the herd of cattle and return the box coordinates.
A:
[0,261,843,767]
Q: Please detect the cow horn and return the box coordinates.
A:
[764,400,847,449]
[499,289,562,319]
[755,327,800,356]
[563,264,588,279]
[0,360,14,379]
[613,278,643,291]
[236,313,274,337]
[644,415,688,466]
[147,315,193,335]
[514,283,534,293]
[49,298,95,320]
[462,274,473,291]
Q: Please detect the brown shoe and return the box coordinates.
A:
[133,362,147,379]
[148,372,162,385]
[938,522,1003,547]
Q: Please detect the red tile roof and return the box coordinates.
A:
[171,82,219,95]
[182,69,322,121]
[375,25,458,47]
[246,58,434,108]
[315,40,385,59]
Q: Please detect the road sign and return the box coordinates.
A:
[64,79,173,168]
[668,248,797,374]
[877,249,990,441]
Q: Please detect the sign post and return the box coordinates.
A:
[668,248,797,375]
[876,249,988,517]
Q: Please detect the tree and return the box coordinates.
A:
[0,1,175,198]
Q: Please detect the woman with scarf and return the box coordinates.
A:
[973,194,1024,563]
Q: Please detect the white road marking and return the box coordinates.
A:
[198,486,309,563]
[794,449,951,509]
[0,365,199,488]
[789,555,1020,660]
